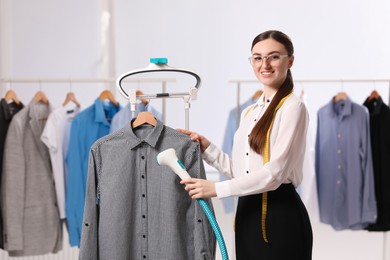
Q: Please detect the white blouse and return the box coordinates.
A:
[203,93,309,199]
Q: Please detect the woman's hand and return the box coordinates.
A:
[180,178,217,199]
[176,129,211,153]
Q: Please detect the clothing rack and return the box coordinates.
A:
[229,78,390,103]
[230,79,390,129]
[0,77,176,83]
[230,78,390,260]
[0,77,176,124]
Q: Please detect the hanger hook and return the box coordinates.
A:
[340,80,344,91]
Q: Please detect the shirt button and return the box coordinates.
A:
[142,215,146,218]
[141,156,145,160]
[246,153,249,156]
[338,165,341,169]
[143,235,146,238]
[142,175,145,179]
[142,194,146,198]
[337,149,341,154]
[143,256,146,259]
[246,170,249,174]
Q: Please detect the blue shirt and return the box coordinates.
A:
[65,98,120,247]
[315,97,377,230]
[110,102,162,133]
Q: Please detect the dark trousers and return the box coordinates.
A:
[235,184,313,260]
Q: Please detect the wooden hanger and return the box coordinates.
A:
[333,91,348,103]
[136,90,149,105]
[99,90,119,107]
[368,90,380,101]
[132,111,157,128]
[300,89,305,99]
[4,89,21,105]
[63,91,81,107]
[33,90,49,104]
[252,89,263,100]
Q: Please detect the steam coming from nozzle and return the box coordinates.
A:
[156,148,191,180]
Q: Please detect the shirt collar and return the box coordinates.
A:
[94,98,120,126]
[254,92,275,108]
[1,98,24,120]
[330,97,352,119]
[364,96,384,116]
[123,119,164,149]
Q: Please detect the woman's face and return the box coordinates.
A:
[250,38,294,89]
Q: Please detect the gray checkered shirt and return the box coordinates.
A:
[79,120,216,260]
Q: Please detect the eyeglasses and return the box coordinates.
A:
[248,54,290,66]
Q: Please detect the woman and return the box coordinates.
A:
[178,30,313,259]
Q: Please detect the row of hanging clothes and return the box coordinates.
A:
[316,89,390,232]
[222,87,390,233]
[0,87,157,256]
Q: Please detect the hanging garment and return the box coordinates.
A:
[363,96,390,231]
[65,98,121,247]
[0,98,24,249]
[297,93,320,223]
[41,105,82,219]
[110,102,162,133]
[79,120,216,260]
[2,100,62,257]
[315,97,377,230]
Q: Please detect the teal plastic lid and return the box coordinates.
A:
[150,57,168,64]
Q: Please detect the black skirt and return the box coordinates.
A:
[235,184,313,260]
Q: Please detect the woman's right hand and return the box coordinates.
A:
[176,128,211,153]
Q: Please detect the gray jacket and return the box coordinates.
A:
[1,100,62,257]
[80,120,216,260]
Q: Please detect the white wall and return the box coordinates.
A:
[1,0,390,259]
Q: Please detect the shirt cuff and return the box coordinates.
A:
[202,143,219,163]
[215,180,232,199]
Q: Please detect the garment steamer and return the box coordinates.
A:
[117,58,229,260]
[157,148,229,260]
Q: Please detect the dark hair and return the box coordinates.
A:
[249,30,294,154]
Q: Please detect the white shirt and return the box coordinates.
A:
[203,93,309,199]
[298,93,320,222]
[41,105,81,219]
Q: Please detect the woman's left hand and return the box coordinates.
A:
[180,178,217,199]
